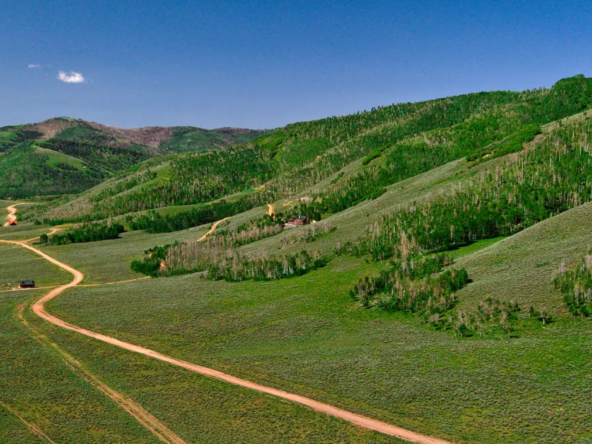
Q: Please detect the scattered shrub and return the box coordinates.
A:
[554,250,592,316]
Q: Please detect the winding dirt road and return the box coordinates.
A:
[3,204,20,226]
[15,302,188,444]
[3,210,451,443]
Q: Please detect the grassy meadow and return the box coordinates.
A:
[2,211,403,443]
[35,146,85,170]
[24,303,401,444]
[454,201,592,312]
[0,243,71,290]
[0,266,161,443]
[47,247,592,444]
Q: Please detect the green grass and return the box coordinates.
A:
[446,237,507,260]
[0,225,56,241]
[160,127,270,153]
[42,227,211,284]
[1,225,403,443]
[0,130,20,152]
[51,124,108,142]
[35,146,85,170]
[155,162,172,179]
[33,197,592,443]
[0,201,58,242]
[0,143,98,199]
[0,243,71,289]
[455,201,592,312]
[0,199,11,220]
[24,305,401,444]
[0,266,161,443]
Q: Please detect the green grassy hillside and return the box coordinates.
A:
[4,75,592,443]
[160,126,270,152]
[0,141,147,198]
[0,118,267,199]
[31,75,592,225]
[28,128,591,442]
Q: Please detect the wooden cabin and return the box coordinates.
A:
[284,215,309,228]
[18,280,35,289]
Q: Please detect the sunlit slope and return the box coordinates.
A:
[44,215,592,444]
[237,108,585,258]
[0,139,148,198]
[0,118,267,199]
[456,200,592,313]
[30,75,592,226]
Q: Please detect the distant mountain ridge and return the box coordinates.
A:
[4,117,270,152]
[0,117,270,198]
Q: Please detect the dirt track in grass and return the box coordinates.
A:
[3,204,19,226]
[196,217,229,242]
[0,400,58,444]
[14,302,188,444]
[1,211,451,444]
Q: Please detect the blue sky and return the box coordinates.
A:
[1,0,591,129]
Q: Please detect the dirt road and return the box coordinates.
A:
[1,238,450,444]
[3,204,20,226]
[15,302,188,444]
[197,217,229,242]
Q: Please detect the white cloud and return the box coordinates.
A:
[28,64,41,68]
[57,71,86,84]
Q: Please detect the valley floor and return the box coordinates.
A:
[0,206,411,444]
[2,198,592,443]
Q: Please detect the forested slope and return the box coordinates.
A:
[0,118,267,199]
[6,75,592,444]
[32,75,592,224]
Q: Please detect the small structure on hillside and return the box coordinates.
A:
[299,196,313,202]
[284,215,309,228]
[18,280,35,289]
[8,220,17,226]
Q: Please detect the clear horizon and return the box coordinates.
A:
[2,0,591,129]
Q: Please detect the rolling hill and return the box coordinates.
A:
[0,118,269,199]
[29,75,592,224]
[2,75,592,443]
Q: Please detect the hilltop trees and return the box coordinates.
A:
[90,144,275,217]
[350,254,467,313]
[30,75,592,227]
[338,107,592,334]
